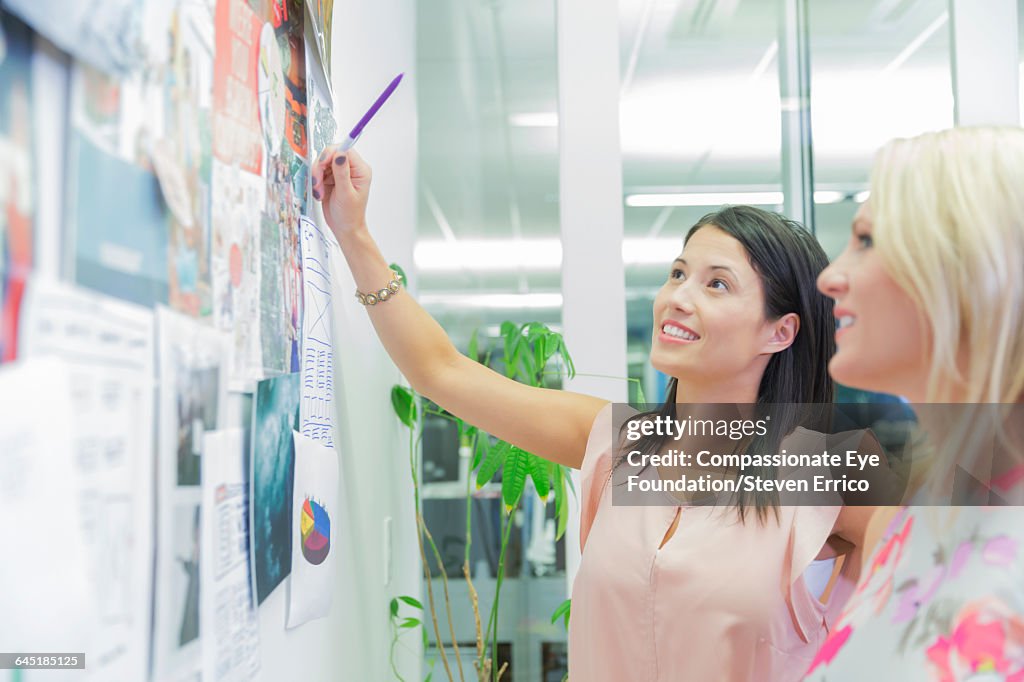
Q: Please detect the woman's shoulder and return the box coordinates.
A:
[582,403,640,467]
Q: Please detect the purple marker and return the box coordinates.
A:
[338,72,404,151]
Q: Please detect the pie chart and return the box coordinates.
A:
[300,497,331,565]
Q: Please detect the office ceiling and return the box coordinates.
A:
[414,0,975,338]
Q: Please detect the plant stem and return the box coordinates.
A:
[415,516,454,681]
[462,432,484,676]
[389,619,407,682]
[421,520,465,681]
[464,432,476,569]
[407,397,454,682]
[464,559,486,680]
[483,509,516,681]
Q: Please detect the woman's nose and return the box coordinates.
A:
[817,260,848,299]
[669,280,697,314]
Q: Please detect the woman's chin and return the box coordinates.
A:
[828,353,886,396]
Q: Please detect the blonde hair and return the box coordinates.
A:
[869,126,1024,404]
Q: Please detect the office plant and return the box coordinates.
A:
[390,320,576,682]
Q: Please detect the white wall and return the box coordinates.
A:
[255,0,421,680]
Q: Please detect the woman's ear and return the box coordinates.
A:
[763,312,799,354]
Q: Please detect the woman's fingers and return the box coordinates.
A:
[310,146,332,201]
[327,147,351,187]
[339,148,371,194]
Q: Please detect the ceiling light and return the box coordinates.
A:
[419,292,564,309]
[749,41,778,81]
[509,112,558,128]
[625,191,784,207]
[812,190,845,204]
[854,190,870,203]
[881,12,948,75]
[622,238,686,265]
[415,239,561,271]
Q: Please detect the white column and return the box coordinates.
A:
[949,0,1020,126]
[556,0,628,588]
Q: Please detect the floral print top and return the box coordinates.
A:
[804,503,1024,681]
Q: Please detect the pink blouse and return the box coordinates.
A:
[568,404,852,681]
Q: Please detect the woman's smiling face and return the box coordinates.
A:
[816,202,931,400]
[650,225,796,400]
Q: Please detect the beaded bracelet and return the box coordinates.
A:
[355,271,402,306]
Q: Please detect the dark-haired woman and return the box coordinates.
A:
[312,148,868,682]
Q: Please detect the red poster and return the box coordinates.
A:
[213,0,263,173]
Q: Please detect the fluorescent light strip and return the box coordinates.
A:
[415,239,561,271]
[415,191,862,272]
[622,238,687,265]
[812,190,845,204]
[508,112,559,127]
[416,238,683,271]
[626,190,853,208]
[881,11,948,75]
[420,292,564,309]
[749,41,778,81]
[626,191,784,207]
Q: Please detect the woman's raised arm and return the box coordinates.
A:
[311,146,607,469]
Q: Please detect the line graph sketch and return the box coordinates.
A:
[298,216,334,448]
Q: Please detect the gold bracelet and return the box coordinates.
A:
[355,271,402,306]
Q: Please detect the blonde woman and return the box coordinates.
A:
[807,126,1024,680]
[312,146,871,681]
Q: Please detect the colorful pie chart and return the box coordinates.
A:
[300,497,331,565]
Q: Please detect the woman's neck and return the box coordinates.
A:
[674,378,760,405]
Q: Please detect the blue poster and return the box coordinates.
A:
[71,131,170,306]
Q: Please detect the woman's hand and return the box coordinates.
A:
[311,145,372,241]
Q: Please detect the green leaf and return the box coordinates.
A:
[468,327,479,362]
[390,385,417,427]
[517,341,537,383]
[398,595,424,610]
[389,262,408,286]
[502,446,530,511]
[472,433,489,470]
[390,597,399,618]
[476,439,509,488]
[554,465,568,541]
[558,338,576,379]
[529,454,551,502]
[400,617,421,629]
[543,332,562,365]
[533,336,545,379]
[500,321,517,376]
[422,626,429,650]
[634,378,646,404]
[550,598,571,630]
[525,321,547,342]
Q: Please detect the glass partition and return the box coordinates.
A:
[416,0,566,679]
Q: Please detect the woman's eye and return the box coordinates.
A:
[856,233,873,249]
[708,279,729,291]
[670,268,685,280]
